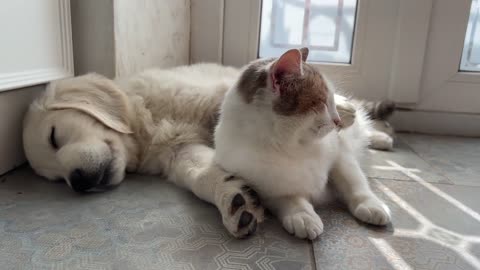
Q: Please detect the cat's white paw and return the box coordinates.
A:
[369,130,394,151]
[215,177,264,238]
[353,199,391,225]
[336,101,356,128]
[282,211,324,240]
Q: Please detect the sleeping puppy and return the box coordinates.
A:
[22,63,395,238]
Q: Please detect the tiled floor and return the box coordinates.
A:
[0,133,479,270]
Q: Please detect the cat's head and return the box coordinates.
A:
[236,48,342,140]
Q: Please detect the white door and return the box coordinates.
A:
[419,0,480,114]
[219,0,480,135]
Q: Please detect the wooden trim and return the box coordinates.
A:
[218,0,226,63]
[190,0,225,63]
[223,0,262,66]
[59,0,74,76]
[0,0,74,92]
[392,110,480,137]
[0,68,72,92]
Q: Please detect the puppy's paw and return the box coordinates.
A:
[336,101,356,129]
[353,199,391,225]
[216,177,264,238]
[282,211,324,240]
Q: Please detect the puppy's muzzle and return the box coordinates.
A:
[69,165,112,193]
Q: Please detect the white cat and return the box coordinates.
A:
[214,48,391,239]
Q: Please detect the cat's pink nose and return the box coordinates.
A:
[333,118,342,127]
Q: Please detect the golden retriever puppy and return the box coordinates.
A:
[23,63,394,238]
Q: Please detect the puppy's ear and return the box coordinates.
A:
[46,74,133,134]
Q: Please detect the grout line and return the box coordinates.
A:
[370,176,446,184]
[309,240,318,270]
[368,174,453,186]
[371,176,480,188]
[369,238,413,270]
[416,181,480,188]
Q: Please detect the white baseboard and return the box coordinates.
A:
[391,110,480,137]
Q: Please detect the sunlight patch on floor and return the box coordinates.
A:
[370,238,413,270]
[373,166,480,270]
[384,160,480,222]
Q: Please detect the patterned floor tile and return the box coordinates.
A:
[400,134,480,187]
[0,167,313,270]
[313,178,480,270]
[1,133,479,270]
[365,136,451,184]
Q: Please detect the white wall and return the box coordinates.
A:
[0,86,42,174]
[72,0,190,78]
[115,0,190,76]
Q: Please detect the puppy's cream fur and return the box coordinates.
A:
[23,63,263,238]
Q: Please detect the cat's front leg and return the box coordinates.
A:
[266,196,324,240]
[331,153,391,225]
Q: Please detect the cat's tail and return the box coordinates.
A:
[361,100,396,120]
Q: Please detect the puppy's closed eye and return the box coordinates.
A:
[50,127,59,150]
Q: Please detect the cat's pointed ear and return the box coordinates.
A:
[299,47,309,62]
[273,49,303,77]
[271,49,303,94]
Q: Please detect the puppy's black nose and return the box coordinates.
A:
[69,169,99,193]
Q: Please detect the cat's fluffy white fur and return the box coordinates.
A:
[214,56,392,239]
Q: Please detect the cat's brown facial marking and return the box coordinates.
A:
[237,48,334,119]
[272,64,328,116]
[269,49,329,116]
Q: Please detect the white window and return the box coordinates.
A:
[460,0,480,72]
[259,0,357,63]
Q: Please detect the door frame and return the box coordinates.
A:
[418,0,480,114]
